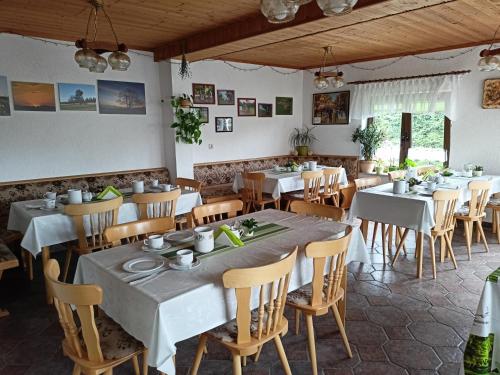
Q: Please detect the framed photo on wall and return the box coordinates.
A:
[215,117,233,132]
[275,97,293,115]
[11,81,56,112]
[97,80,146,115]
[237,98,256,116]
[192,107,209,123]
[312,91,350,125]
[482,79,500,109]
[58,83,97,111]
[258,103,272,117]
[217,89,235,105]
[0,76,11,116]
[192,83,215,104]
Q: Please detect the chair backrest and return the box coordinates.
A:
[467,180,492,217]
[103,217,176,247]
[322,167,342,196]
[64,196,123,251]
[290,201,344,221]
[44,259,105,363]
[192,199,244,226]
[432,189,460,232]
[305,226,352,307]
[417,166,437,176]
[388,170,406,182]
[132,189,181,219]
[241,172,266,203]
[354,176,381,191]
[301,170,323,202]
[175,177,202,193]
[222,247,298,345]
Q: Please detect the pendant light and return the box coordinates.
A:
[261,0,357,23]
[314,46,345,90]
[478,24,500,72]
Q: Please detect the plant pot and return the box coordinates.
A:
[180,99,192,108]
[473,170,483,177]
[375,166,384,175]
[296,146,309,157]
[359,160,376,173]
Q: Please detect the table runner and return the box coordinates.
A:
[74,209,369,374]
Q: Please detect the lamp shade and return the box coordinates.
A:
[109,51,131,71]
[261,0,297,23]
[314,75,329,90]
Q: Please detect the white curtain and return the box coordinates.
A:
[351,74,464,122]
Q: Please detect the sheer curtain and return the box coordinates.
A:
[351,74,464,122]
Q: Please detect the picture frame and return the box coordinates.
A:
[11,81,56,112]
[0,75,11,116]
[192,107,209,123]
[482,79,500,109]
[97,80,146,115]
[258,103,273,117]
[215,117,233,132]
[58,83,97,111]
[192,83,215,104]
[275,96,293,115]
[237,98,256,116]
[312,91,350,125]
[217,89,235,105]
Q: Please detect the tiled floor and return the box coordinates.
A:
[1,223,498,375]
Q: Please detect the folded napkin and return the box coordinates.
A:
[214,224,245,247]
[96,186,122,200]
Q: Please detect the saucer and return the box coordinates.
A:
[164,230,194,243]
[40,206,59,212]
[141,242,172,253]
[169,258,201,271]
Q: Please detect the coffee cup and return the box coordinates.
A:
[176,249,194,266]
[273,165,280,172]
[68,189,83,204]
[162,184,172,192]
[426,181,437,191]
[43,198,56,209]
[194,226,214,253]
[151,179,159,187]
[44,192,57,200]
[133,180,144,193]
[308,161,317,171]
[82,191,93,202]
[144,234,164,249]
[230,227,243,239]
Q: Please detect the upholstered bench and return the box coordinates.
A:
[0,240,19,318]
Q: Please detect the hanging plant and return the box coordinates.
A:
[171,95,203,145]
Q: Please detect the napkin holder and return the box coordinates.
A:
[214,225,244,247]
[96,186,122,200]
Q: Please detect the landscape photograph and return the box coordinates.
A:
[0,75,10,116]
[11,81,56,111]
[97,80,146,115]
[58,83,97,111]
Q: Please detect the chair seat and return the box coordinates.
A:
[286,281,343,306]
[208,309,262,343]
[257,193,277,204]
[0,241,19,270]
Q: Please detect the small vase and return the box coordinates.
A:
[375,166,384,175]
[473,170,483,177]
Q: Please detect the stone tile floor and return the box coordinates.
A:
[0,223,498,375]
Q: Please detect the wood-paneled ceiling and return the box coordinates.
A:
[1,0,499,69]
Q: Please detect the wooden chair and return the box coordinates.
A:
[0,241,19,318]
[175,177,202,193]
[284,170,323,211]
[133,189,181,220]
[191,248,298,375]
[44,259,148,375]
[241,172,279,213]
[192,199,244,226]
[452,180,492,259]
[63,196,123,282]
[103,217,176,247]
[290,201,344,222]
[320,167,342,206]
[393,189,459,279]
[486,193,500,244]
[286,227,353,375]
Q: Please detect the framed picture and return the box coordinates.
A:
[275,96,293,115]
[11,81,56,111]
[215,117,233,132]
[192,107,209,123]
[0,76,11,116]
[482,79,500,109]
[258,103,272,117]
[312,91,350,125]
[217,89,235,105]
[97,80,146,115]
[58,83,96,111]
[237,98,256,116]
[192,83,215,104]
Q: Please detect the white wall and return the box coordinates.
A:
[303,45,500,174]
[0,34,170,182]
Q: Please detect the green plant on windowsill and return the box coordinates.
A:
[351,125,385,173]
[399,158,417,170]
[171,95,204,145]
[375,159,385,175]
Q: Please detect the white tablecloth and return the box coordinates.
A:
[232,167,348,200]
[7,190,203,256]
[74,209,368,374]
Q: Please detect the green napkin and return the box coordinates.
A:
[214,224,245,247]
[96,186,122,200]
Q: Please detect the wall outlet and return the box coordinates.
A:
[208,144,214,150]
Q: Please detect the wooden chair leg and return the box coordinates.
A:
[305,314,318,375]
[285,199,291,211]
[387,225,393,254]
[254,345,263,362]
[242,356,247,367]
[104,369,112,375]
[62,248,73,282]
[477,221,489,252]
[476,220,481,243]
[395,227,407,255]
[429,235,436,279]
[273,335,292,375]
[391,228,410,266]
[71,364,81,375]
[371,222,379,249]
[295,309,301,335]
[132,355,140,375]
[274,199,280,210]
[381,223,387,263]
[142,348,149,375]
[331,304,352,358]
[191,335,207,375]
[24,250,34,281]
[496,210,500,244]
[232,353,242,375]
[444,232,458,269]
[463,221,472,260]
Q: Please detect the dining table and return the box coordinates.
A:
[74,209,369,375]
[232,166,348,200]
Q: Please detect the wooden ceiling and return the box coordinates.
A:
[1,0,499,69]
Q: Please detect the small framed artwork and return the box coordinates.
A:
[192,107,209,123]
[217,89,235,105]
[0,75,11,116]
[482,79,500,109]
[258,103,272,117]
[192,83,215,104]
[276,96,293,115]
[11,81,56,111]
[237,98,256,116]
[215,117,233,132]
[312,91,350,125]
[58,83,97,111]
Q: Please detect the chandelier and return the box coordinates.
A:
[314,46,345,90]
[74,0,130,73]
[260,0,358,23]
[478,25,500,72]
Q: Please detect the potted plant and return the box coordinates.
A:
[179,93,192,108]
[441,169,454,183]
[473,165,483,177]
[171,95,204,145]
[351,125,385,173]
[375,159,385,175]
[241,218,258,237]
[289,126,317,157]
[408,177,421,191]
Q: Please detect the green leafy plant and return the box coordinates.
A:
[475,165,483,171]
[289,126,317,148]
[408,177,421,187]
[387,165,399,172]
[441,169,454,177]
[351,125,385,161]
[241,218,258,232]
[399,158,417,170]
[171,95,204,145]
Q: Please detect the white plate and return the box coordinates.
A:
[141,242,172,253]
[169,258,201,271]
[123,257,165,273]
[417,190,433,197]
[40,206,60,212]
[25,203,42,209]
[164,231,194,243]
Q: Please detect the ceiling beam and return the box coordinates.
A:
[153,0,388,62]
